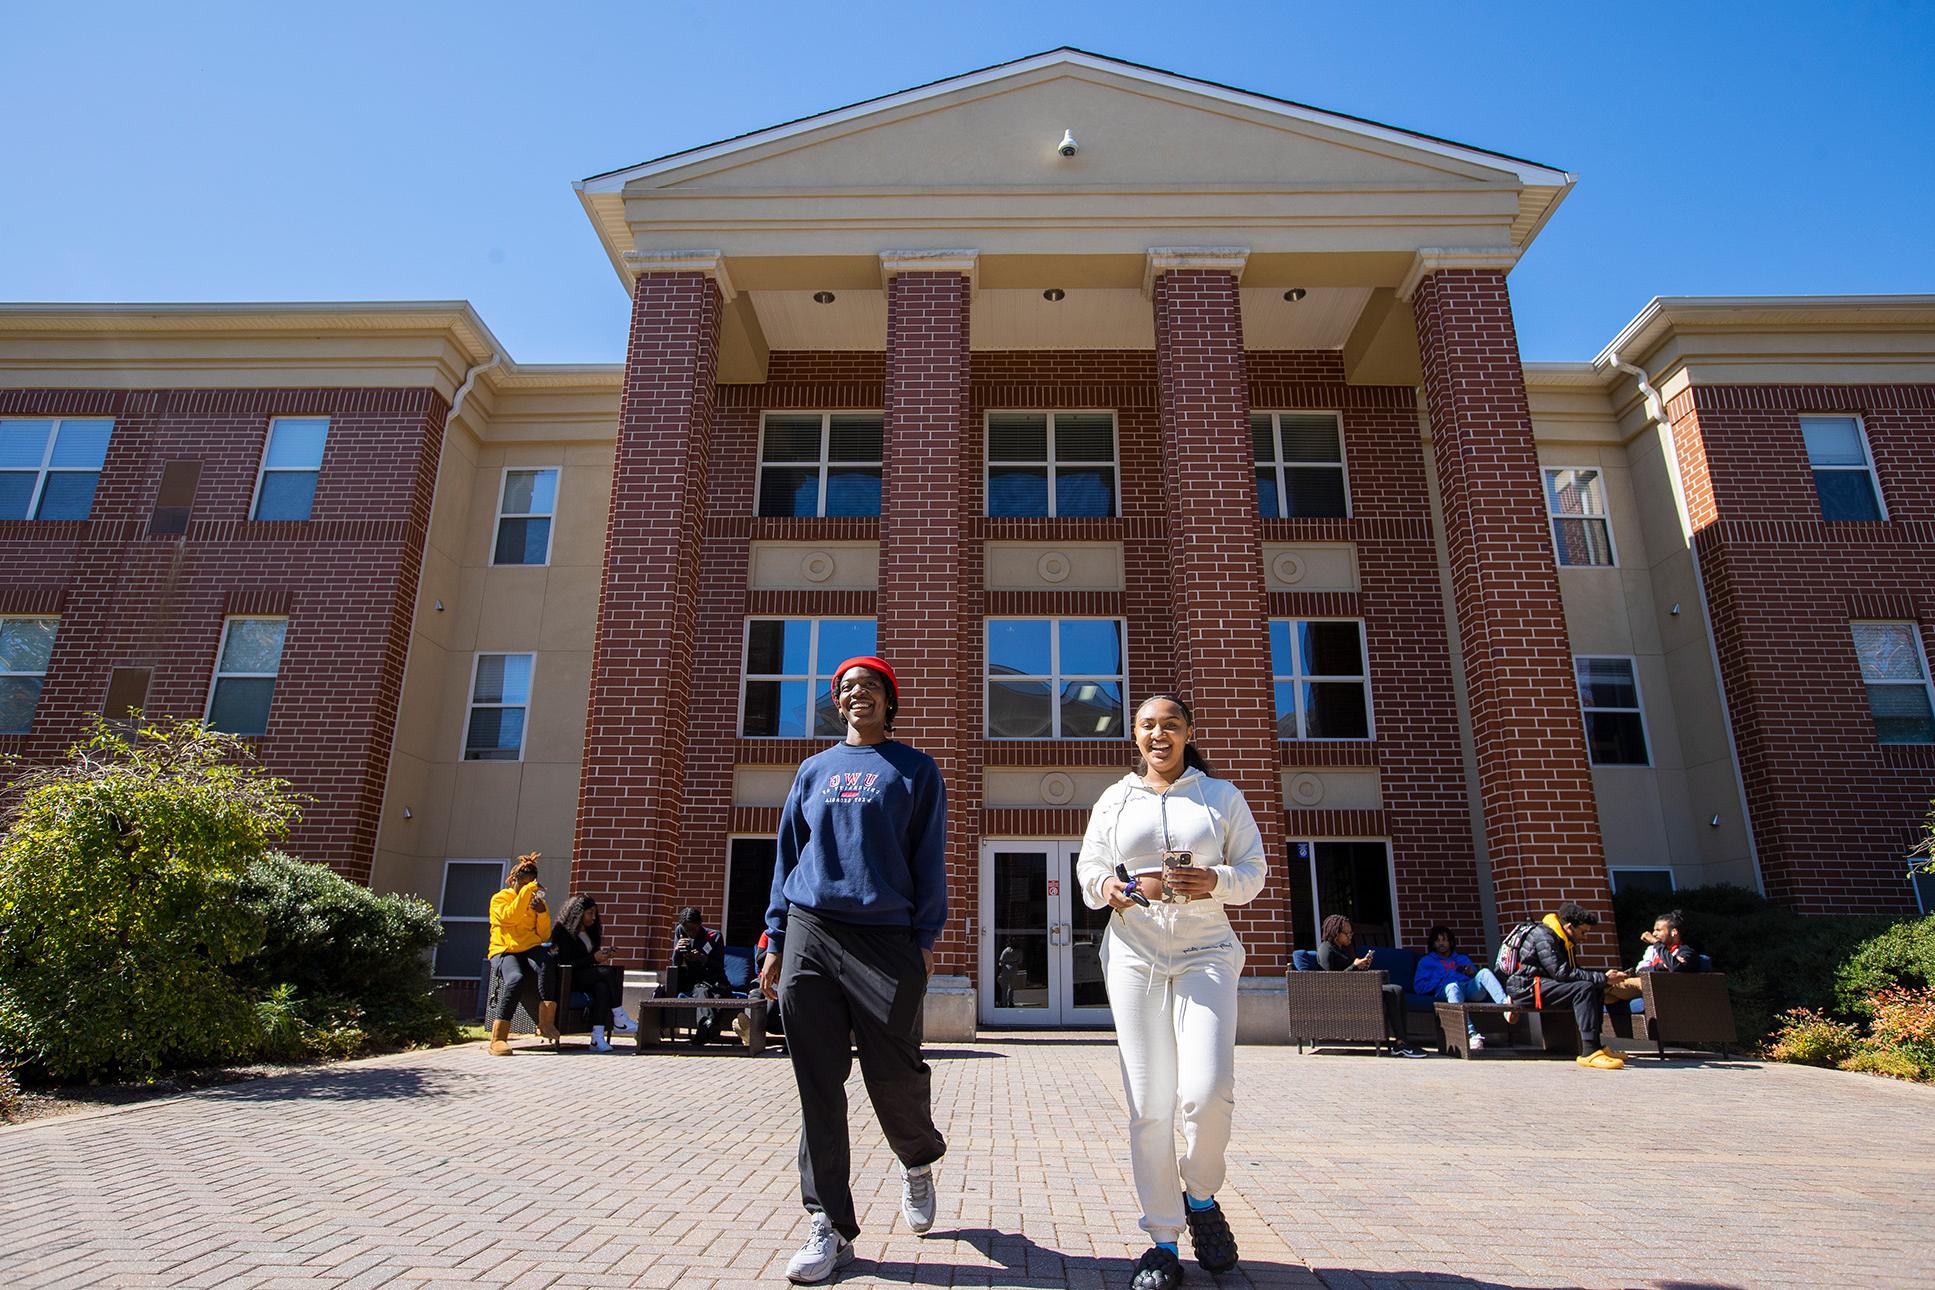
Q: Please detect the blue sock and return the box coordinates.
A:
[1186,1193,1215,1212]
[1156,1241,1179,1254]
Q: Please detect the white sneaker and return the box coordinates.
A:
[610,1008,638,1035]
[588,1034,615,1053]
[900,1162,937,1235]
[785,1214,852,1284]
[1468,1032,1487,1051]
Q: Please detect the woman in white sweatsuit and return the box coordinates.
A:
[1078,693,1266,1290]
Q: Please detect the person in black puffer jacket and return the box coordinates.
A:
[1504,901,1631,1070]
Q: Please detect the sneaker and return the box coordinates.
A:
[1467,1032,1486,1051]
[732,1012,753,1045]
[1502,1009,1519,1025]
[610,1008,638,1036]
[1576,1047,1626,1070]
[785,1214,853,1284]
[588,1036,615,1053]
[900,1162,937,1235]
[1183,1197,1239,1274]
[1130,1246,1184,1290]
[1394,1045,1429,1058]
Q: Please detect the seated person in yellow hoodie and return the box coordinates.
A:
[486,852,557,1055]
[1501,901,1631,1070]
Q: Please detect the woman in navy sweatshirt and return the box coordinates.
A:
[759,654,948,1285]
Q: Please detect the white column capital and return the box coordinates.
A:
[1143,246,1250,298]
[1395,247,1522,302]
[879,249,979,294]
[622,249,736,303]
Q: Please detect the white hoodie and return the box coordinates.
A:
[1075,767,1268,958]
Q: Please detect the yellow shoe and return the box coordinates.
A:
[1576,1047,1625,1070]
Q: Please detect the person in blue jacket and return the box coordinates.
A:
[1413,925,1510,1050]
[758,654,948,1284]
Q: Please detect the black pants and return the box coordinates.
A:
[1516,977,1605,1050]
[488,949,551,1024]
[546,962,619,1028]
[779,907,946,1240]
[654,968,729,1042]
[1379,983,1409,1046]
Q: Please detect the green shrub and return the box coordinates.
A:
[1834,916,1935,1015]
[0,720,295,1081]
[255,983,307,1062]
[1840,1046,1927,1081]
[1766,1007,1860,1066]
[0,1063,19,1121]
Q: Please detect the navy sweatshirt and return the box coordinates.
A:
[765,740,948,953]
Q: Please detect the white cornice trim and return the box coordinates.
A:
[1142,246,1250,297]
[1395,247,1523,301]
[879,249,980,293]
[620,249,737,302]
[1591,294,1935,370]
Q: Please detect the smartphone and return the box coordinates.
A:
[1163,850,1194,869]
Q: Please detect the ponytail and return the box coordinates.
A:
[1181,743,1212,774]
[1130,691,1214,776]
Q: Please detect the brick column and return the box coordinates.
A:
[877,254,974,977]
[1406,261,1611,940]
[1150,250,1290,970]
[572,258,725,958]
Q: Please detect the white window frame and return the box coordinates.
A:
[724,835,780,948]
[491,466,559,567]
[1851,620,1935,745]
[1609,867,1677,896]
[436,858,508,982]
[463,652,535,762]
[1252,410,1351,519]
[248,417,330,522]
[1543,466,1618,567]
[0,614,59,734]
[739,617,878,739]
[1575,654,1653,767]
[753,411,884,519]
[1270,617,1374,741]
[984,616,1129,741]
[983,410,1120,519]
[1801,414,1887,522]
[1297,838,1398,949]
[0,417,114,521]
[202,615,289,734]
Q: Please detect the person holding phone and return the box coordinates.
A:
[1077,693,1267,1290]
[547,895,635,1052]
[485,852,556,1055]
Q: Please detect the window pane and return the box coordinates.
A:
[816,619,877,668]
[262,420,327,471]
[746,619,810,675]
[1852,624,1925,681]
[220,619,287,675]
[987,414,1047,462]
[0,676,42,734]
[209,677,276,735]
[1545,468,1605,517]
[1315,841,1394,947]
[1255,471,1280,518]
[771,680,809,737]
[501,468,557,516]
[255,471,318,521]
[1802,417,1867,467]
[726,839,779,945]
[1553,517,1614,566]
[1303,682,1369,739]
[1060,679,1123,738]
[473,654,532,705]
[1054,466,1114,517]
[761,416,823,463]
[758,466,820,517]
[1281,467,1347,518]
[1278,414,1341,464]
[1053,414,1114,462]
[49,421,113,469]
[1577,658,1639,709]
[1814,470,1883,522]
[493,516,551,565]
[1868,684,1935,745]
[1250,415,1276,464]
[988,679,1053,738]
[824,468,881,517]
[1274,681,1299,739]
[987,619,1052,676]
[813,690,845,737]
[34,472,98,520]
[433,920,493,978]
[988,467,1048,517]
[0,618,56,672]
[0,421,53,468]
[0,473,34,519]
[1058,619,1122,676]
[827,416,882,462]
[1586,710,1649,764]
[1610,869,1676,896]
[442,862,504,914]
[465,706,526,760]
[1300,622,1364,677]
[742,679,782,736]
[1269,620,1295,677]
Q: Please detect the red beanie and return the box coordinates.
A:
[829,655,899,705]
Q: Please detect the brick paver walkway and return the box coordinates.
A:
[4,1034,1932,1289]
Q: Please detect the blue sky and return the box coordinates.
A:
[4,2,1930,363]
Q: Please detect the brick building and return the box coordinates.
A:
[3,51,1930,1037]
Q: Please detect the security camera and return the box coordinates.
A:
[1057,129,1078,157]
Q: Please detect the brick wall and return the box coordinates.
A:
[0,386,445,881]
[1667,382,1935,915]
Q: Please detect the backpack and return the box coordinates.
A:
[1493,920,1542,977]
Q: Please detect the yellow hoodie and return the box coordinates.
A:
[488,881,552,957]
[1541,912,1577,966]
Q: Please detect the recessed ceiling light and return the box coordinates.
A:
[1042,288,1066,302]
[813,291,836,304]
[1283,288,1308,302]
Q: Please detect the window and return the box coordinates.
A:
[206,617,288,735]
[1851,622,1935,744]
[1576,656,1650,765]
[1269,620,1371,740]
[1803,415,1884,521]
[465,653,534,760]
[0,418,112,520]
[756,413,882,518]
[435,860,506,980]
[1252,412,1347,518]
[742,618,877,738]
[251,418,329,520]
[0,617,57,734]
[725,838,779,947]
[150,459,202,535]
[1299,839,1396,949]
[493,468,557,565]
[1544,467,1615,566]
[1610,868,1676,897]
[102,667,152,725]
[986,618,1125,739]
[986,412,1117,518]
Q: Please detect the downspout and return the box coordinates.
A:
[1607,351,1765,895]
[448,352,502,424]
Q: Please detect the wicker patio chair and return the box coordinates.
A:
[1634,972,1738,1058]
[1286,968,1393,1053]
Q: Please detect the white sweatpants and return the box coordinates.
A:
[1101,922,1244,1244]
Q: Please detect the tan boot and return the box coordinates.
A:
[538,1001,562,1045]
[487,1019,514,1056]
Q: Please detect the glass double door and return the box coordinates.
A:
[979,840,1113,1026]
